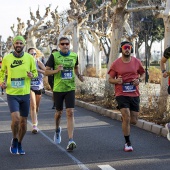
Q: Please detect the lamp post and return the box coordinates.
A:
[141,17,153,84]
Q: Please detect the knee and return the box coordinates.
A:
[130,117,138,125]
[30,104,36,111]
[122,114,130,124]
[55,111,62,118]
[66,109,74,118]
[20,121,27,131]
[12,115,20,125]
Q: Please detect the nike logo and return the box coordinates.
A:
[10,60,24,68]
[10,64,22,68]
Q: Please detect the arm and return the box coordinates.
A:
[139,73,145,81]
[45,54,63,76]
[0,58,7,88]
[108,75,123,84]
[160,56,169,78]
[37,60,46,74]
[74,65,84,82]
[28,57,38,78]
[45,66,62,76]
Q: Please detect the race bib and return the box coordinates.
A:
[31,78,40,87]
[122,83,136,92]
[11,78,25,88]
[61,68,73,79]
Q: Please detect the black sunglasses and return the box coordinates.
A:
[31,53,36,56]
[60,43,69,46]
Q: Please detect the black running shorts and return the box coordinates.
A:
[116,96,140,112]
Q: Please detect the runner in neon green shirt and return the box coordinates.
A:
[45,37,84,151]
[0,36,38,155]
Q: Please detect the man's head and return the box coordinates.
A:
[58,37,70,54]
[28,47,37,58]
[13,35,26,53]
[163,46,170,59]
[119,41,133,58]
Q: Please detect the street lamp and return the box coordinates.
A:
[141,17,153,84]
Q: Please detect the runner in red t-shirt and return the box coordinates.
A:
[108,41,145,152]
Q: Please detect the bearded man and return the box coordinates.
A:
[108,41,145,152]
[0,36,38,155]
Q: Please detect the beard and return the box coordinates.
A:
[124,53,131,58]
[14,46,24,53]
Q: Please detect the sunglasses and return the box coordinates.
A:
[15,42,24,45]
[122,45,132,50]
[60,43,69,46]
[31,53,36,56]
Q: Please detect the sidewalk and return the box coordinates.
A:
[45,90,168,139]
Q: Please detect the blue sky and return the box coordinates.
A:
[0,0,71,41]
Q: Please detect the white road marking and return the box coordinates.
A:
[98,165,116,170]
[28,121,90,170]
[0,97,90,170]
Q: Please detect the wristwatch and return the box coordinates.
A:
[138,78,142,82]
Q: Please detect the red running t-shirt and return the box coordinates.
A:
[108,56,145,97]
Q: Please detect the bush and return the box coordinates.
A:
[149,66,161,84]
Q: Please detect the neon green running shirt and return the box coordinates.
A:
[0,52,38,95]
[52,52,78,92]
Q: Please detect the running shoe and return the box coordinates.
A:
[66,140,76,152]
[32,125,39,134]
[124,142,133,152]
[54,127,61,144]
[18,142,25,155]
[10,138,18,154]
[165,123,170,141]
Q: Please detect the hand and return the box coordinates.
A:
[57,65,63,71]
[27,71,33,78]
[117,75,123,84]
[132,79,140,86]
[1,82,7,89]
[78,74,84,82]
[163,71,169,78]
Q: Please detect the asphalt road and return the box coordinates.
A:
[0,93,170,170]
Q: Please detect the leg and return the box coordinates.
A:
[30,90,37,125]
[10,111,20,154]
[66,108,74,139]
[35,93,42,113]
[18,116,27,143]
[65,91,76,151]
[11,111,20,138]
[53,110,63,144]
[121,108,133,151]
[17,94,30,154]
[120,108,131,136]
[53,91,64,144]
[55,110,62,130]
[130,111,139,125]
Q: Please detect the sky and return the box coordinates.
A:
[0,0,71,41]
